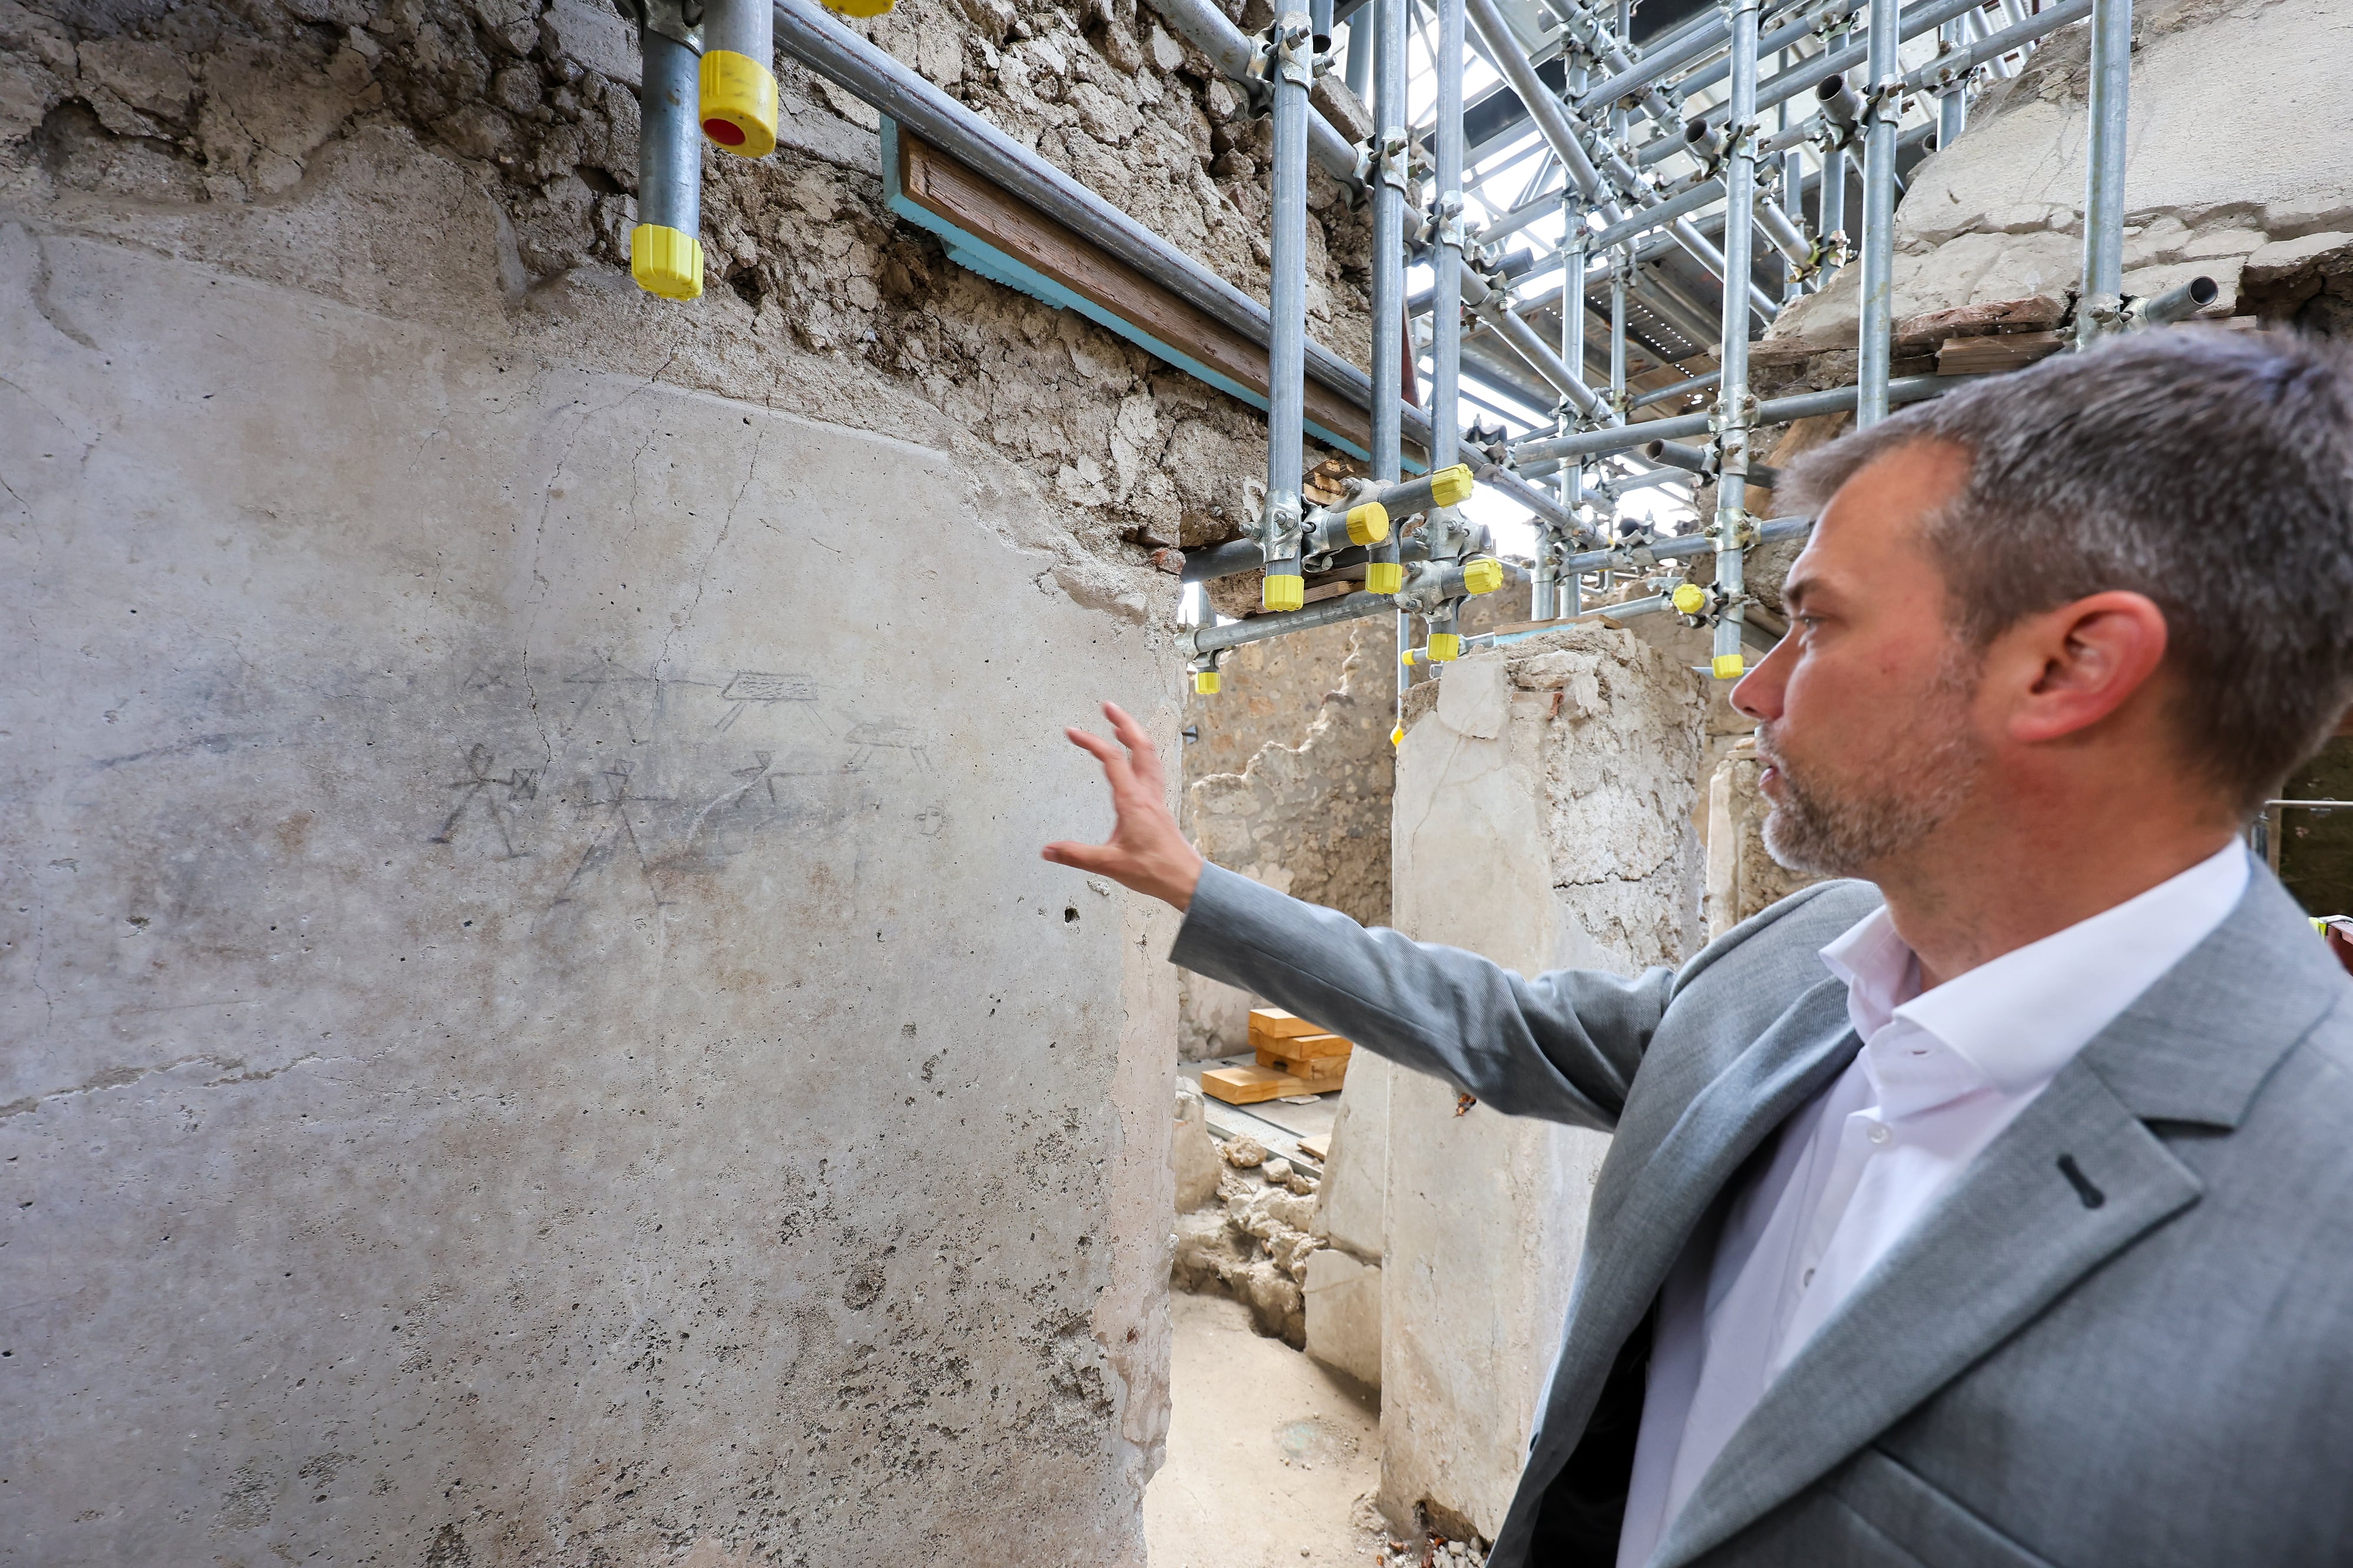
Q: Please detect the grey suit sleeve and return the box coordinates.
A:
[1169,862,1673,1130]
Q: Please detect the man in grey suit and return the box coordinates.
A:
[1047,330,2353,1567]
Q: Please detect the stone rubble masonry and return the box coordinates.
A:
[1170,1145,1326,1346]
[1765,0,2353,361]
[1179,613,1397,1057]
[0,0,1374,1559]
[1378,628,1705,1544]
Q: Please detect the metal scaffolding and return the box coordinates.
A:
[626,0,2154,688]
[1151,0,2129,680]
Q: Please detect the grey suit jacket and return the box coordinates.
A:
[1170,857,2353,1567]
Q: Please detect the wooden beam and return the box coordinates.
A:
[884,119,1413,465]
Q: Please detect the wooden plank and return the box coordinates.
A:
[1257,1030,1352,1060]
[1201,1063,1317,1105]
[1247,1007,1330,1042]
[1258,1047,1349,1082]
[895,128,1384,458]
[1298,1133,1331,1162]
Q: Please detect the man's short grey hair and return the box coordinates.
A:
[1778,328,2353,816]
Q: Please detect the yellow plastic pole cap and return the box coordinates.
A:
[699,50,779,158]
[1428,633,1462,663]
[1365,561,1404,595]
[1429,463,1477,510]
[1346,501,1391,545]
[1194,669,1221,695]
[1671,582,1708,615]
[822,0,895,14]
[1461,556,1505,596]
[1712,652,1747,680]
[1263,573,1305,613]
[630,224,704,301]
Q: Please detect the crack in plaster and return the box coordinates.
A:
[1,1053,245,1119]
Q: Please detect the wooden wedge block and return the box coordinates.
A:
[1201,1064,1314,1105]
[1247,1006,1332,1045]
[1298,1133,1331,1162]
[1257,1044,1351,1082]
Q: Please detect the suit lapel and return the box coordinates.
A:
[1651,1062,2201,1568]
[1650,862,2345,1568]
[1535,978,1860,1443]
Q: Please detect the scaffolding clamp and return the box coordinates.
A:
[612,0,703,51]
[1272,13,1315,86]
[1864,74,1910,125]
[1258,490,1305,612]
[1371,128,1412,195]
[1435,191,1467,253]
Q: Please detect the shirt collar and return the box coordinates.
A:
[1818,843,2253,1099]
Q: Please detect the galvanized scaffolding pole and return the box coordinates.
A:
[1711,0,1763,680]
[1259,8,1315,615]
[2077,0,2132,345]
[1378,0,1410,731]
[1432,0,1467,473]
[1368,0,1408,598]
[1857,0,1902,426]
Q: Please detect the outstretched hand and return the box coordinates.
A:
[1042,701,1206,912]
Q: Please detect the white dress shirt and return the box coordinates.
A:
[1612,843,2251,1568]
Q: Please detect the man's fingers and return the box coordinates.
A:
[1041,840,1119,875]
[1064,726,1135,791]
[1103,701,1155,758]
[1101,701,1165,792]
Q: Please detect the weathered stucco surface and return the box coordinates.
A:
[0,0,1385,1553]
[0,222,1187,1566]
[1378,630,1704,1545]
[1770,0,2353,346]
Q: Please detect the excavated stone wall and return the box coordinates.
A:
[1176,613,1395,1058]
[1764,0,2353,363]
[0,0,1375,1560]
[1376,627,1705,1546]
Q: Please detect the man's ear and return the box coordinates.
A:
[2001,590,2170,745]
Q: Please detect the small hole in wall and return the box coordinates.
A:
[1064,907,1079,923]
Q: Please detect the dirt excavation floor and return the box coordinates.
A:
[1146,1293,1387,1567]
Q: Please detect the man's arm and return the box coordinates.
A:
[1045,703,1667,1128]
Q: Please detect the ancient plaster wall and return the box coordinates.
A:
[1378,629,1704,1546]
[0,220,1189,1567]
[0,0,1375,1557]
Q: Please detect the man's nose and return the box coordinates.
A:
[1729,637,1787,722]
